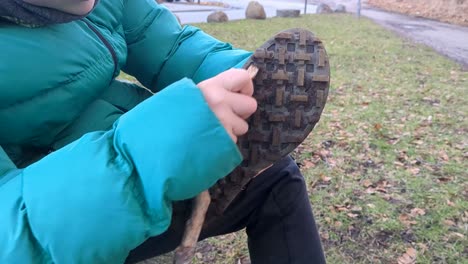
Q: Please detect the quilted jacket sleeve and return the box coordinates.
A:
[121,0,252,92]
[0,80,242,263]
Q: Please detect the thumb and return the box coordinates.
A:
[213,69,254,96]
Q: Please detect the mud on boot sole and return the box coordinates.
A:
[207,28,330,217]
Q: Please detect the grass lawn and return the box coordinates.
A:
[142,14,467,264]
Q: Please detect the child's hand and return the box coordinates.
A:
[198,69,257,143]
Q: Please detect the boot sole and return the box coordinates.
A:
[208,28,330,216]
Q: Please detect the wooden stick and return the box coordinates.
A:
[173,191,211,264]
[173,65,259,264]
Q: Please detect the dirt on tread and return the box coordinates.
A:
[207,28,331,218]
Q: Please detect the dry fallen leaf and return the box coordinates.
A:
[320,174,332,182]
[408,167,420,175]
[455,143,466,150]
[437,177,453,183]
[446,199,455,207]
[377,180,389,188]
[318,149,331,159]
[397,151,409,162]
[335,206,349,212]
[399,213,410,221]
[417,243,428,254]
[320,231,330,240]
[238,256,251,264]
[347,213,359,218]
[394,161,405,167]
[362,179,373,187]
[374,123,383,131]
[443,220,456,226]
[397,247,417,264]
[410,208,426,217]
[439,150,449,161]
[376,187,388,193]
[303,160,315,169]
[399,214,417,226]
[451,232,465,239]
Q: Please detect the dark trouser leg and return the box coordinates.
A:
[126,156,326,264]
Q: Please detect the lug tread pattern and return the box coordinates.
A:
[206,28,330,218]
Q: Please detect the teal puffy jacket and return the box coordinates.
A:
[0,0,252,262]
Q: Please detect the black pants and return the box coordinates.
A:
[126,156,326,264]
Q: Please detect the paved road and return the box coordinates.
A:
[365,9,468,69]
[319,0,468,68]
[165,0,317,24]
[165,0,468,68]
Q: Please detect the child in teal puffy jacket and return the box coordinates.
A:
[0,1,326,263]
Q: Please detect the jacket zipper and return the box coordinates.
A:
[82,20,118,77]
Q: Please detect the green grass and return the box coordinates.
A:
[144,14,468,264]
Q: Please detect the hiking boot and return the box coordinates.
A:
[208,28,330,217]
